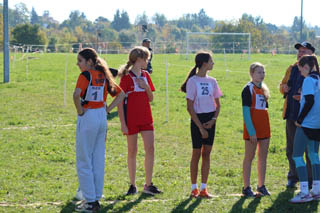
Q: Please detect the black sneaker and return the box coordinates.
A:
[75,200,100,212]
[126,184,137,195]
[257,185,270,196]
[242,186,256,197]
[142,183,162,195]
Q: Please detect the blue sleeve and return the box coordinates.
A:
[243,106,256,136]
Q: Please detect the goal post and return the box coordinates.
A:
[186,32,251,59]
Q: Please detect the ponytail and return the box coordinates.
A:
[95,57,118,96]
[180,66,197,93]
[118,61,133,77]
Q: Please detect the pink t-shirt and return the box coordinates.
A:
[186,75,222,113]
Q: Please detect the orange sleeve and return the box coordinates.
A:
[280,64,294,95]
[76,74,89,97]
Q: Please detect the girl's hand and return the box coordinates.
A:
[249,135,257,144]
[295,121,301,127]
[292,95,301,101]
[78,107,87,116]
[137,78,148,89]
[121,124,129,135]
[203,120,216,129]
[199,127,209,139]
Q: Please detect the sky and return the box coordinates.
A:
[8,0,320,27]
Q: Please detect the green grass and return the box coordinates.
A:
[0,52,318,212]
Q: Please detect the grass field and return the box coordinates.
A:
[0,52,319,212]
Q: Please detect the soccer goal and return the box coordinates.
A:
[185,32,251,59]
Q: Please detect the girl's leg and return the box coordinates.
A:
[127,134,138,186]
[191,149,201,184]
[307,140,320,192]
[257,138,270,187]
[201,145,213,184]
[141,130,154,186]
[243,140,257,188]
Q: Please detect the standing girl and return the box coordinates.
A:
[290,55,320,203]
[241,62,271,197]
[73,48,125,212]
[117,46,161,195]
[181,52,222,198]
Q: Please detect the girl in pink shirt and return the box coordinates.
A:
[181,52,222,198]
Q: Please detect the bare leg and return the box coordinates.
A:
[191,149,201,184]
[127,134,138,185]
[141,130,154,186]
[257,139,270,187]
[243,140,257,188]
[201,145,213,184]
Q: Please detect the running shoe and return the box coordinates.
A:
[290,192,313,203]
[142,183,162,195]
[126,184,138,195]
[75,200,100,213]
[191,188,200,198]
[257,185,270,196]
[242,186,256,197]
[199,188,213,199]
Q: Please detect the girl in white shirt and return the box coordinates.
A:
[181,52,222,198]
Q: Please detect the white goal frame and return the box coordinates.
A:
[186,32,251,59]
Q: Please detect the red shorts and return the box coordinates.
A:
[127,123,154,135]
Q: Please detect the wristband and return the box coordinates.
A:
[211,117,217,120]
[78,111,84,116]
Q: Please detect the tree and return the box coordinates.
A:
[119,30,136,47]
[111,10,131,31]
[30,7,39,25]
[12,24,47,45]
[135,12,149,25]
[152,13,167,28]
[9,3,30,27]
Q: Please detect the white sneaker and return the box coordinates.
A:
[75,188,105,200]
[75,188,85,201]
[310,190,320,200]
[290,191,313,203]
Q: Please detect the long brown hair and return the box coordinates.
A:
[78,48,118,96]
[249,62,270,99]
[180,52,212,93]
[118,46,150,77]
[298,55,320,74]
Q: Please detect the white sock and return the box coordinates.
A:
[191,184,198,191]
[312,180,320,193]
[200,183,207,191]
[300,181,309,194]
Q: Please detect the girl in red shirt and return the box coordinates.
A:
[118,46,162,196]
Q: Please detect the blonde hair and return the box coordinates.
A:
[119,46,150,77]
[249,62,270,100]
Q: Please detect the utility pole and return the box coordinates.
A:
[300,0,303,42]
[3,0,9,83]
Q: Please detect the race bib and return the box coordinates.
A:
[255,94,266,110]
[133,77,148,92]
[85,85,104,102]
[197,82,213,97]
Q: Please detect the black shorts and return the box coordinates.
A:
[191,111,216,149]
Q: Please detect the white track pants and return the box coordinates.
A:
[76,107,107,202]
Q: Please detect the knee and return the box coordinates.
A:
[201,150,211,159]
[308,152,320,165]
[128,148,137,158]
[293,156,305,168]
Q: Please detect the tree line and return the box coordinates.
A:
[0,3,319,53]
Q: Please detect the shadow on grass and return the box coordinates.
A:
[107,111,118,121]
[100,193,152,213]
[229,196,261,213]
[264,188,319,213]
[170,196,202,213]
[60,199,77,213]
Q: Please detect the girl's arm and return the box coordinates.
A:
[187,99,208,139]
[296,94,314,125]
[203,98,220,129]
[73,88,85,115]
[106,91,125,113]
[242,106,257,143]
[117,99,128,134]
